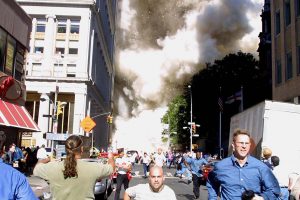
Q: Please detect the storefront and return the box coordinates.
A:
[0,0,39,148]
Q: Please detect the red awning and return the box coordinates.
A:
[0,99,40,132]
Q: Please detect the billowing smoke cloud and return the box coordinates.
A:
[113,0,263,151]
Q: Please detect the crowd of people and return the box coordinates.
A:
[1,128,300,199]
[0,142,49,176]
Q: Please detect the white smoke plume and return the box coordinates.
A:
[113,0,263,152]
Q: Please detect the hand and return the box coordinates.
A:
[107,152,114,159]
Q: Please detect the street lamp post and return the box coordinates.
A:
[188,85,193,152]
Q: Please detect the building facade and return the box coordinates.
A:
[258,0,272,99]
[271,0,300,103]
[17,0,116,149]
[0,0,39,148]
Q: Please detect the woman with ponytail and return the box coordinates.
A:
[33,135,115,200]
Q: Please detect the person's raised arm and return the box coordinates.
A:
[36,157,51,164]
[123,191,131,200]
[107,152,115,171]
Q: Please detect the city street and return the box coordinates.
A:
[107,164,208,200]
[28,163,208,200]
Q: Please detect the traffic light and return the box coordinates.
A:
[56,101,63,116]
[192,124,196,134]
[107,114,113,124]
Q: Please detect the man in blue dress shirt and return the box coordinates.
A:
[207,128,280,200]
[185,150,208,199]
[0,132,37,200]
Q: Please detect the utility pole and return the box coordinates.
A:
[188,85,193,152]
[53,82,58,134]
[167,114,170,150]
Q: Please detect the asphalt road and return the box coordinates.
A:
[108,164,208,200]
[28,163,208,200]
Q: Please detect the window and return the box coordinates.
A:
[32,63,42,67]
[0,28,7,72]
[297,0,300,17]
[276,60,282,84]
[36,18,46,32]
[34,47,44,53]
[56,48,65,54]
[67,64,76,68]
[276,11,280,35]
[70,19,80,34]
[5,35,16,76]
[286,52,293,80]
[285,0,291,26]
[54,63,63,67]
[69,48,78,55]
[14,44,26,81]
[57,19,67,33]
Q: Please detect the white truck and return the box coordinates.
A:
[228,100,300,173]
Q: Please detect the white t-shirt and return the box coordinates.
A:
[116,156,131,174]
[153,153,166,167]
[37,148,48,159]
[142,155,151,165]
[126,183,177,200]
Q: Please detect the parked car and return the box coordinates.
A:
[81,158,113,200]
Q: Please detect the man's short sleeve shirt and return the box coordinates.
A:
[189,157,208,177]
[116,156,131,174]
[126,183,177,200]
[154,154,166,167]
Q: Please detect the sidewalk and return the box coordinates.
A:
[27,175,50,199]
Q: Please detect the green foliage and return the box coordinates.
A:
[161,95,188,148]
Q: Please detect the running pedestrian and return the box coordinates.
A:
[207,128,280,199]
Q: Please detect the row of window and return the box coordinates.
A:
[275,0,300,35]
[34,47,78,55]
[0,27,26,81]
[36,18,80,35]
[275,47,300,84]
[32,63,76,68]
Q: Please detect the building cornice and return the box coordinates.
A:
[16,0,94,5]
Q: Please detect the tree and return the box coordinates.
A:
[187,51,271,154]
[161,95,188,149]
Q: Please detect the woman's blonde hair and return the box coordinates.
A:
[63,135,83,179]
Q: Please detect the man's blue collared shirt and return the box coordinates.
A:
[188,157,208,177]
[206,155,280,200]
[0,158,37,200]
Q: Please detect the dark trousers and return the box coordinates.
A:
[192,173,202,198]
[143,163,149,176]
[114,173,129,200]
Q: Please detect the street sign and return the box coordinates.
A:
[46,133,69,141]
[80,116,96,132]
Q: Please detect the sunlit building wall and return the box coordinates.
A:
[271,0,300,103]
[17,0,116,149]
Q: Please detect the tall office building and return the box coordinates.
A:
[271,0,300,103]
[258,0,272,100]
[16,0,117,149]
